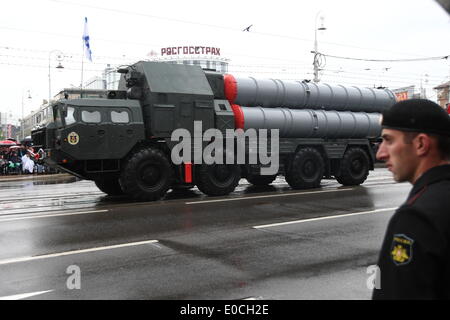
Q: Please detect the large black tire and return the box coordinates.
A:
[119,148,174,201]
[195,163,241,196]
[285,147,324,189]
[246,174,277,186]
[335,147,370,186]
[94,177,124,196]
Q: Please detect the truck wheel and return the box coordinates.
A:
[246,174,277,186]
[285,147,324,189]
[335,147,370,186]
[94,177,124,196]
[195,163,241,196]
[120,148,174,201]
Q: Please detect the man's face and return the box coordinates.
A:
[376,129,419,183]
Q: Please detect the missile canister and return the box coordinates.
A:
[224,74,397,113]
[231,104,382,139]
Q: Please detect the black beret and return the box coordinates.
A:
[382,99,450,136]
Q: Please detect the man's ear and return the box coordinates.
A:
[414,133,432,156]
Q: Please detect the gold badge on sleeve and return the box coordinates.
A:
[391,234,414,266]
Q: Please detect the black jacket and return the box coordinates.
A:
[373,164,450,300]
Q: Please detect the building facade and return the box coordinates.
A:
[434,81,450,109]
[391,85,429,101]
[0,111,19,140]
[149,45,229,74]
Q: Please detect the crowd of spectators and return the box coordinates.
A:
[0,145,55,176]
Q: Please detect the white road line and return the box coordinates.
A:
[0,209,109,223]
[253,207,397,229]
[0,192,104,203]
[0,239,159,266]
[365,176,394,181]
[241,296,263,300]
[186,188,355,205]
[0,290,54,300]
[364,183,409,189]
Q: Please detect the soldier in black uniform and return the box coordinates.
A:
[373,99,450,299]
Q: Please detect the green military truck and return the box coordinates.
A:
[32,61,395,201]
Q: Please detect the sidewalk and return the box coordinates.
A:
[0,173,72,182]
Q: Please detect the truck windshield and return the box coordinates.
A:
[54,105,76,127]
[65,107,76,125]
[54,107,63,128]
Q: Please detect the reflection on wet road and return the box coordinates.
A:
[0,168,411,300]
[0,169,399,217]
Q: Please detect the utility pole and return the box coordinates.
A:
[313,11,326,83]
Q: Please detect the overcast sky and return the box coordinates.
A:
[1,0,449,122]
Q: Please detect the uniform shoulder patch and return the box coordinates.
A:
[390,234,414,266]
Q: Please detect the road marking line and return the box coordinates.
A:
[253,207,397,229]
[365,176,394,181]
[0,209,109,223]
[0,192,104,203]
[364,183,408,189]
[186,188,355,205]
[241,296,263,300]
[0,290,54,300]
[0,240,159,266]
[0,206,104,217]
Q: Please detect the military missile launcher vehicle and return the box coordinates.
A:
[32,61,396,201]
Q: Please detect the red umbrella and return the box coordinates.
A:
[0,140,17,147]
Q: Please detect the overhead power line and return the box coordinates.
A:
[1,56,446,87]
[319,52,449,63]
[2,45,448,82]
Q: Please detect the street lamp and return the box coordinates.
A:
[21,89,32,141]
[313,11,326,83]
[48,50,65,104]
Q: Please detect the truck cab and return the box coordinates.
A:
[33,98,145,181]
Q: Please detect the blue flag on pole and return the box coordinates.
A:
[83,17,92,62]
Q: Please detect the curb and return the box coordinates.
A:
[0,173,73,183]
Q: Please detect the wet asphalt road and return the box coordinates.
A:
[0,169,411,300]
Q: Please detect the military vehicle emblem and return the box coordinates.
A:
[68,132,80,145]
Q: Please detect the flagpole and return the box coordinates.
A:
[81,17,92,99]
[81,37,84,98]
